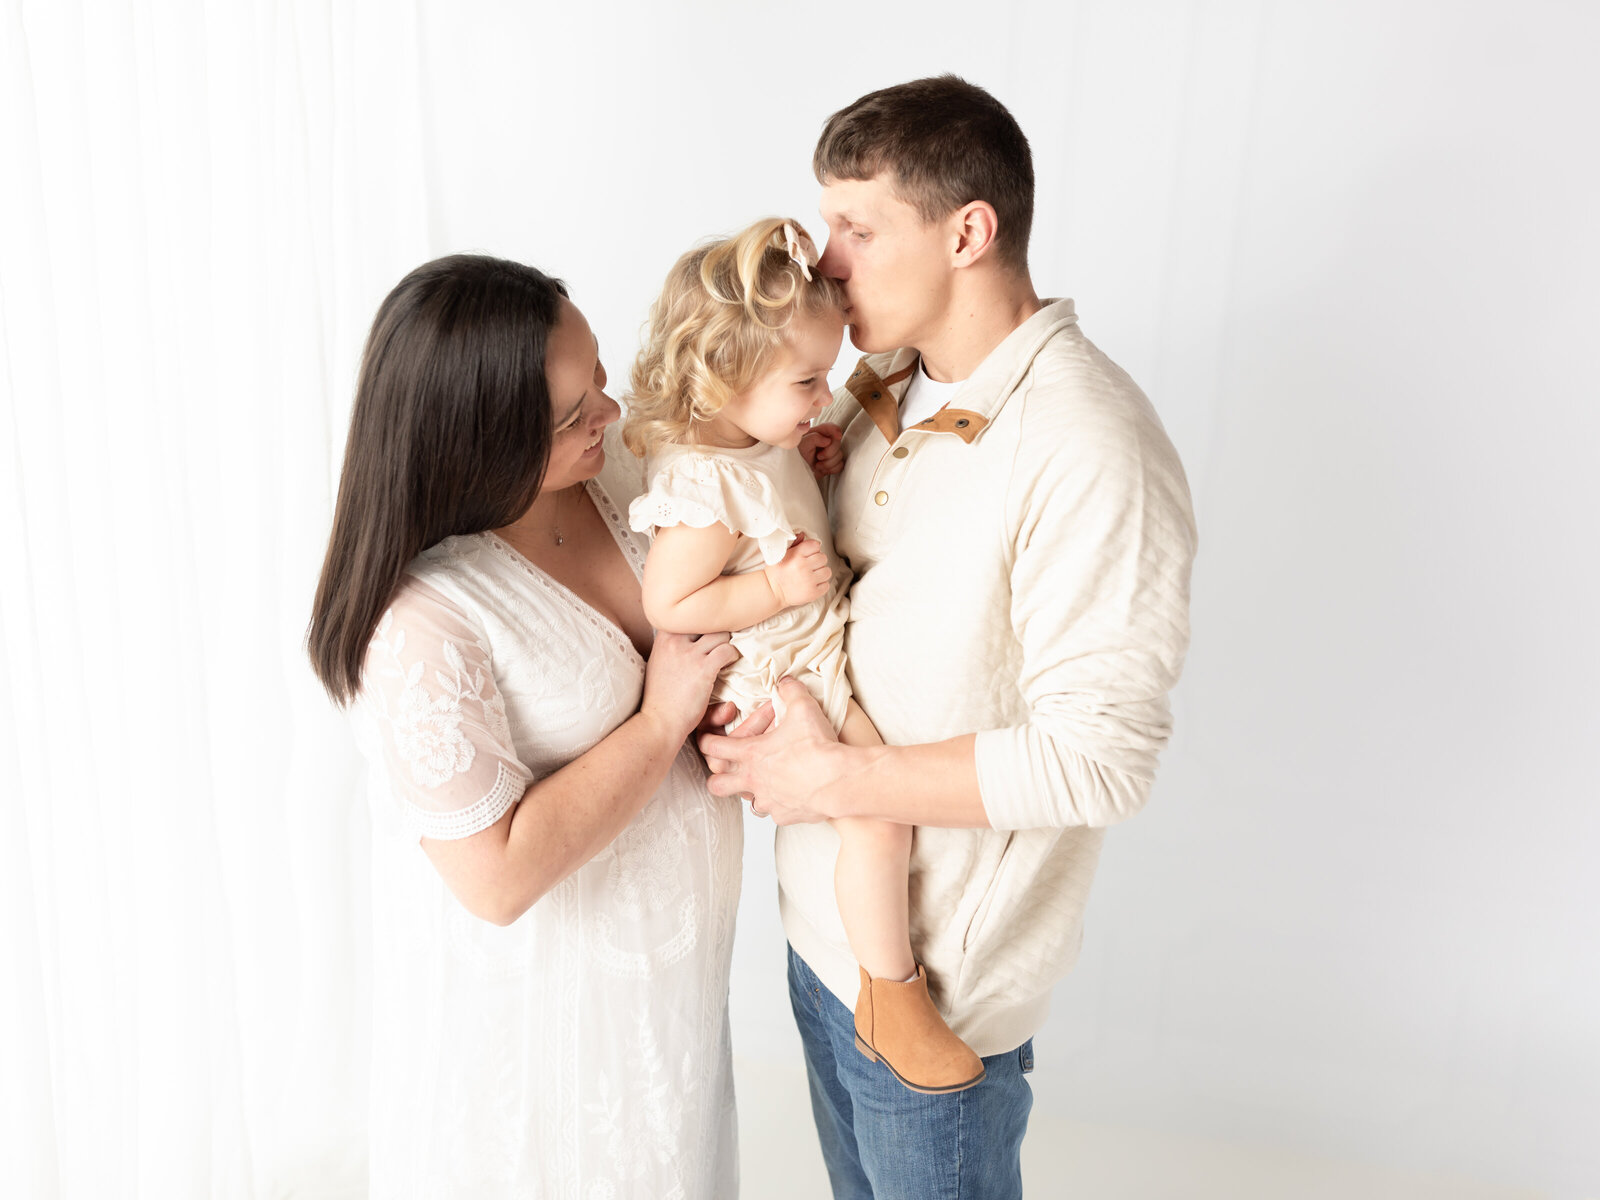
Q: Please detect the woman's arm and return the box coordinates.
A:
[640,521,830,635]
[421,630,738,925]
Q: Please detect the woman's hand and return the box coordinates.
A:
[640,631,739,745]
[763,534,831,609]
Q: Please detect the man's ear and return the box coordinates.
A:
[949,201,1000,268]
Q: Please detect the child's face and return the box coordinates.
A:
[719,307,844,449]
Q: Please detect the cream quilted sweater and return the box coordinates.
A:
[775,299,1196,1056]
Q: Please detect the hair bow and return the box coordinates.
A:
[782,222,818,281]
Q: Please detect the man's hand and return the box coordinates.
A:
[698,677,846,824]
[799,423,845,477]
[700,701,775,772]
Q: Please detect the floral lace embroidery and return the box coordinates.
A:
[370,613,504,788]
[585,1010,698,1199]
[606,798,686,919]
[363,607,531,844]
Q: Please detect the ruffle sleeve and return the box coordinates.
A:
[358,578,534,840]
[627,450,794,565]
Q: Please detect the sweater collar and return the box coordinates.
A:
[842,299,1079,446]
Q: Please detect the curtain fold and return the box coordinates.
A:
[1,1,434,1193]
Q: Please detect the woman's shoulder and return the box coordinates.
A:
[375,538,499,646]
[373,571,481,644]
[358,574,494,706]
[596,423,646,509]
[412,532,491,578]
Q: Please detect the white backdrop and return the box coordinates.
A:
[2,1,1596,1197]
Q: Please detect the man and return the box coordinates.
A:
[701,76,1196,1199]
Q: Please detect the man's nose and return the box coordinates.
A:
[816,239,847,281]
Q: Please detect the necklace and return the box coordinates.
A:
[551,483,579,546]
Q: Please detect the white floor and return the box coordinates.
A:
[732,1055,1558,1200]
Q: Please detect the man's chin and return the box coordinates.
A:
[845,322,887,354]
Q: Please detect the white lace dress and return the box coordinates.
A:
[351,451,742,1200]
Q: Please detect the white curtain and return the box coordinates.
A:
[1,1,435,1193]
[5,2,1598,1197]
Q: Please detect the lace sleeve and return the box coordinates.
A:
[358,579,534,840]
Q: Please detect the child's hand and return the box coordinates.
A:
[799,423,845,477]
[763,533,831,609]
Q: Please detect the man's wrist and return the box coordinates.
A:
[817,738,875,820]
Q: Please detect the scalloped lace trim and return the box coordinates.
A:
[588,477,647,577]
[404,759,528,841]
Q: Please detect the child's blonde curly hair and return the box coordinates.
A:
[624,217,845,457]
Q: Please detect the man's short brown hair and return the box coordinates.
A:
[813,75,1035,271]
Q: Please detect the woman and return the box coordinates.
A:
[307,254,742,1197]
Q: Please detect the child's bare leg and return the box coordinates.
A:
[833,697,985,1093]
[833,699,915,981]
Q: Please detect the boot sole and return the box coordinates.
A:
[854,1034,987,1095]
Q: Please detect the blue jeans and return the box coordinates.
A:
[787,944,1035,1200]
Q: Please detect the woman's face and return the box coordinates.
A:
[541,299,621,493]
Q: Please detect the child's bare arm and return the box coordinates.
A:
[641,522,831,635]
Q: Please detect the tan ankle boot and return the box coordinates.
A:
[854,965,986,1094]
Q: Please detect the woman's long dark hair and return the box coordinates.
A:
[308,254,568,704]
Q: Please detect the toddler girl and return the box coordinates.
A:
[624,217,984,1095]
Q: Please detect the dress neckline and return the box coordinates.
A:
[482,477,648,667]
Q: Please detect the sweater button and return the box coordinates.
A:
[892,447,909,458]
[874,491,889,506]
[956,418,969,428]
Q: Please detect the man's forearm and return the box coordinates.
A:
[823,733,992,828]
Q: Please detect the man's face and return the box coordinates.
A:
[816,174,953,356]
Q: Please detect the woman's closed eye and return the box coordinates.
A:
[555,399,584,433]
